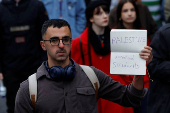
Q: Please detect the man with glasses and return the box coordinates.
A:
[15,19,152,113]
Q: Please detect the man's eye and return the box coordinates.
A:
[51,39,58,43]
[63,38,69,42]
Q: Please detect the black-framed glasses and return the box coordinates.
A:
[43,36,72,46]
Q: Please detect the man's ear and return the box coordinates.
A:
[40,41,47,51]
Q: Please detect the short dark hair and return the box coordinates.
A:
[41,19,71,39]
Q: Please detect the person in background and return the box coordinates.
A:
[71,0,152,113]
[15,18,152,113]
[147,23,170,113]
[114,0,141,29]
[109,0,157,40]
[0,0,48,113]
[41,0,86,39]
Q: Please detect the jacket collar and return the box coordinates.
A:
[36,62,50,80]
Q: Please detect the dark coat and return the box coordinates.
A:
[147,23,170,113]
[0,0,49,74]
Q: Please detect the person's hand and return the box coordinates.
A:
[132,75,144,90]
[139,46,153,65]
[0,73,3,80]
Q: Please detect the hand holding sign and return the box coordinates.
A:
[139,46,153,65]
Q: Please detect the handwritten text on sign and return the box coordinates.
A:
[110,30,147,75]
[111,37,146,44]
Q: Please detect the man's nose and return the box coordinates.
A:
[58,40,64,48]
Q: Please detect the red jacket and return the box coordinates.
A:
[71,27,150,113]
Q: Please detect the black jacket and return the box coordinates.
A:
[0,0,49,74]
[147,23,170,113]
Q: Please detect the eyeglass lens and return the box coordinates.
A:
[50,36,71,46]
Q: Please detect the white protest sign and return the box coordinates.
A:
[110,29,147,75]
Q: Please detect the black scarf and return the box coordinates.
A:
[89,26,110,55]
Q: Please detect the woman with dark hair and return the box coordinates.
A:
[71,0,152,113]
[71,0,111,67]
[115,0,141,29]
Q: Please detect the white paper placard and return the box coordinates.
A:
[110,29,147,75]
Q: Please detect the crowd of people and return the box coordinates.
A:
[0,0,169,113]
